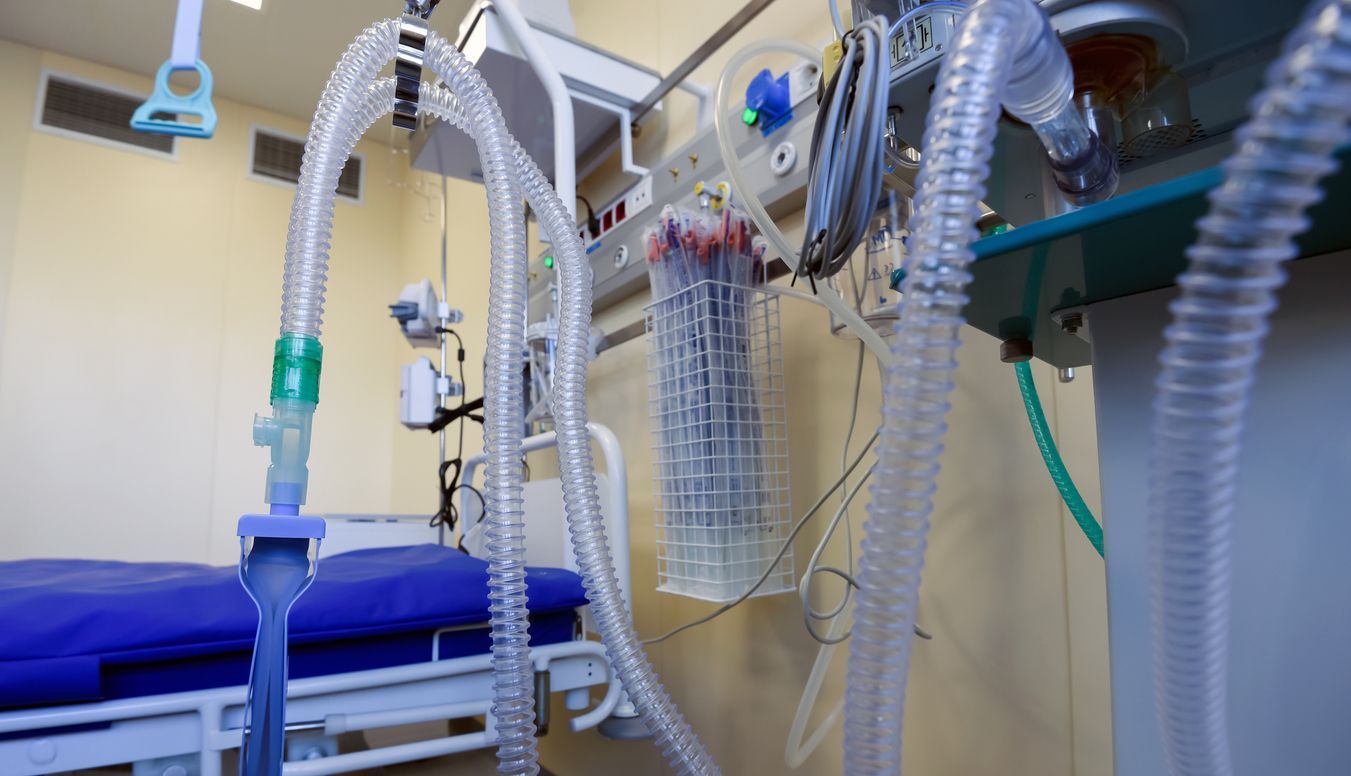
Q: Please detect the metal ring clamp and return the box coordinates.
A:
[394,13,431,130]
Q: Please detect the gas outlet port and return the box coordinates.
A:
[770,141,797,176]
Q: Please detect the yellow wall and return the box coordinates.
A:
[0,41,449,565]
[528,2,1113,775]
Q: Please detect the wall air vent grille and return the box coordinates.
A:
[252,128,363,200]
[38,74,174,155]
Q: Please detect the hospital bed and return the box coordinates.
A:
[0,424,631,776]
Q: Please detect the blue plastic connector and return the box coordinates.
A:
[237,513,325,540]
[745,69,794,137]
[130,60,218,139]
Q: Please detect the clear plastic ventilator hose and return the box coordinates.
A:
[246,15,715,774]
[844,0,1106,772]
[413,42,720,769]
[1147,2,1351,774]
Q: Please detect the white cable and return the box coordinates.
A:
[785,614,848,768]
[785,348,867,767]
[800,341,866,641]
[760,283,832,308]
[714,39,894,365]
[828,0,846,37]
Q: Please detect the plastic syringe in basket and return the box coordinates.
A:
[644,204,772,588]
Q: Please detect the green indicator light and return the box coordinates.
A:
[543,255,555,269]
[981,223,1011,238]
[742,108,758,126]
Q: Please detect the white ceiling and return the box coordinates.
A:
[0,0,476,124]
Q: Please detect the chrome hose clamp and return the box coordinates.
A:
[393,13,430,130]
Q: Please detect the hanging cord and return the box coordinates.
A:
[576,194,602,239]
[641,432,878,646]
[641,433,933,648]
[431,458,483,546]
[799,341,867,644]
[1014,360,1104,556]
[799,15,890,281]
[430,327,479,542]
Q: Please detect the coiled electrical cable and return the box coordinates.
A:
[800,15,891,280]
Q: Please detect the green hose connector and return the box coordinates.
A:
[1014,360,1104,557]
[270,334,323,404]
[889,267,906,292]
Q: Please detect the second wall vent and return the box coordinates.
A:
[251,128,363,200]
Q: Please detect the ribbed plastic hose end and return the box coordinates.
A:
[845,1,1065,773]
[1146,2,1351,775]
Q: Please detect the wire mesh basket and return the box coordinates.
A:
[645,279,793,602]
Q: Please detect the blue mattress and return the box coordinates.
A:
[0,544,588,709]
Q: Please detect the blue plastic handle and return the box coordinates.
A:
[130,59,217,139]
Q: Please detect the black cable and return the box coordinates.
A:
[442,328,468,462]
[431,459,462,530]
[430,328,475,546]
[576,194,601,239]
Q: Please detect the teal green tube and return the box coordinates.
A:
[1014,360,1104,557]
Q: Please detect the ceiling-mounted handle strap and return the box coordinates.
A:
[170,0,205,68]
[393,14,429,130]
[130,0,216,138]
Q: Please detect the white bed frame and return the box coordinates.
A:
[0,424,633,776]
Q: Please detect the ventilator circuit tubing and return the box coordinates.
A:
[261,18,715,774]
[270,19,541,773]
[845,1,1101,772]
[1014,361,1103,557]
[278,19,401,340]
[414,51,719,771]
[1147,2,1351,774]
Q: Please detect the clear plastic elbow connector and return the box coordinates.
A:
[253,397,315,506]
